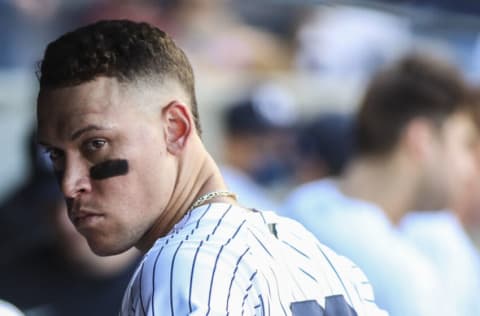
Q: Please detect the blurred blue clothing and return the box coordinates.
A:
[280,178,452,316]
[220,165,278,211]
[400,210,480,316]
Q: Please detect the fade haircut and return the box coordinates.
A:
[355,53,473,156]
[37,19,201,133]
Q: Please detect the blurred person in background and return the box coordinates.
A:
[0,130,139,316]
[163,0,293,73]
[0,0,60,68]
[399,94,480,316]
[295,6,411,81]
[220,83,297,210]
[456,141,480,249]
[0,0,92,69]
[83,0,292,74]
[282,53,478,316]
[291,112,354,185]
[447,88,480,250]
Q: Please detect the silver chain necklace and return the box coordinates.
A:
[188,190,237,211]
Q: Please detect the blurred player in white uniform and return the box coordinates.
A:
[220,84,297,212]
[282,54,479,316]
[35,20,386,315]
[400,210,480,316]
[399,107,480,316]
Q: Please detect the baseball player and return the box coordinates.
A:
[36,20,386,315]
[281,54,478,316]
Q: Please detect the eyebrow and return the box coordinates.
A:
[37,139,50,147]
[37,124,109,147]
[71,124,108,141]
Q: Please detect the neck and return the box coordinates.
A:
[339,154,417,225]
[136,138,235,252]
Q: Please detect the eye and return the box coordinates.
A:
[44,147,63,162]
[84,139,107,152]
[43,147,64,170]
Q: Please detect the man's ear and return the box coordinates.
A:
[162,101,193,155]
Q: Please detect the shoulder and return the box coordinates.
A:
[122,207,262,315]
[139,212,254,285]
[269,212,387,315]
[260,211,378,294]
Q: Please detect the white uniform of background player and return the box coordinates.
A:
[120,202,387,315]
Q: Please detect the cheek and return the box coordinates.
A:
[111,153,176,212]
[442,150,475,201]
[449,148,475,180]
[141,155,177,201]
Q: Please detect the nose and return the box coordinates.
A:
[60,158,92,199]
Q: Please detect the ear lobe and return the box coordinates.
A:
[162,101,192,155]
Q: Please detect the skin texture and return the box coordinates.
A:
[37,76,232,256]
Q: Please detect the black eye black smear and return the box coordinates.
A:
[53,161,127,211]
[90,159,129,180]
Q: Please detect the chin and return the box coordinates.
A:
[87,239,132,257]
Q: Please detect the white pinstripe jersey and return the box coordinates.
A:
[120,203,387,316]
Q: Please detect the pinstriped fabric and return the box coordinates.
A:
[120,203,387,316]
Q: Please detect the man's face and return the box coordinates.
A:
[454,143,480,228]
[442,112,479,208]
[419,111,478,210]
[37,77,177,256]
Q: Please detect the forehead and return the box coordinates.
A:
[38,77,125,117]
[37,77,143,142]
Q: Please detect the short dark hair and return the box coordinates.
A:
[355,53,473,156]
[37,19,201,133]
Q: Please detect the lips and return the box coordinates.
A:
[70,209,104,228]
